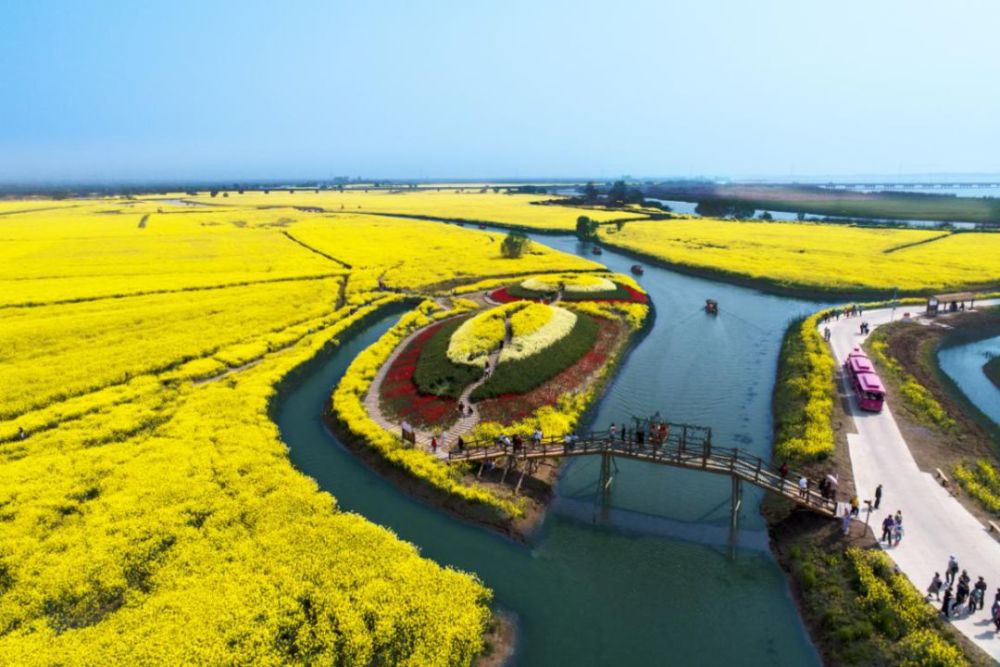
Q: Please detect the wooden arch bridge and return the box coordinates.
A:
[448,418,837,532]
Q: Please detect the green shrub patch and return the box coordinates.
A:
[471,313,599,400]
[413,317,484,398]
[505,282,633,302]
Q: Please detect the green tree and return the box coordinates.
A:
[500,231,530,258]
[576,215,599,240]
[608,180,628,205]
[583,181,598,202]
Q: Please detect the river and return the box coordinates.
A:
[938,334,1000,428]
[276,230,832,665]
[645,197,978,229]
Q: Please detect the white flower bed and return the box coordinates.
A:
[499,306,577,364]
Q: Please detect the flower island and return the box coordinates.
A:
[331,272,650,535]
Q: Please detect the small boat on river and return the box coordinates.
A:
[630,264,644,276]
[591,246,603,256]
[705,299,719,315]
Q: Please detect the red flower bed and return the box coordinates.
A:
[488,284,647,304]
[587,285,649,304]
[477,318,622,425]
[379,321,459,429]
[488,287,529,304]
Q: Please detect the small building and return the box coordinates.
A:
[927,292,977,316]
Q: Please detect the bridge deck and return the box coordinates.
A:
[449,430,837,518]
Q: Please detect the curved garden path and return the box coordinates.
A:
[824,301,1000,660]
[363,307,512,460]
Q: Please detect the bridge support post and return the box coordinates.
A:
[599,451,613,506]
[500,456,513,485]
[515,461,531,495]
[730,476,742,536]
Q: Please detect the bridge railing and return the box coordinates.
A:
[448,429,837,513]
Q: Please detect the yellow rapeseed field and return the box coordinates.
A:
[0,202,342,305]
[0,197,606,663]
[288,214,601,292]
[600,219,1000,293]
[167,189,635,230]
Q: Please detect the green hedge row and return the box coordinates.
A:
[471,313,599,400]
[413,318,483,398]
[505,282,633,302]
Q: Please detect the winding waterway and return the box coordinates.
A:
[277,230,834,665]
[939,334,1000,428]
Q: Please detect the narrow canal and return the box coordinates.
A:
[938,334,1000,428]
[277,230,832,665]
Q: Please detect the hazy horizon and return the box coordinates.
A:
[2,0,999,182]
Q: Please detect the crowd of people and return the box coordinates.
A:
[820,303,869,341]
[927,558,1000,630]
[818,303,865,323]
[822,478,1000,632]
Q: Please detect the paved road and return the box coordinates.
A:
[825,304,1000,661]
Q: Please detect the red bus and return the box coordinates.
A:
[843,349,885,412]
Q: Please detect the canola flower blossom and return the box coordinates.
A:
[599,218,1000,293]
[447,302,523,366]
[508,302,554,338]
[500,306,577,364]
[2,196,630,664]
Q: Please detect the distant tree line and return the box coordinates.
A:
[694,199,757,219]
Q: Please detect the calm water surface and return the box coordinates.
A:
[277,232,829,665]
[939,335,1000,428]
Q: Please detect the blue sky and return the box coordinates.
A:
[1,0,998,182]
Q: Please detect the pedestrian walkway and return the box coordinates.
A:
[825,303,1000,660]
[363,312,512,460]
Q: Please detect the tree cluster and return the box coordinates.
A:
[694,199,757,219]
[500,231,530,258]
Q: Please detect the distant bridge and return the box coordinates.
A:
[821,182,1000,191]
[448,422,838,534]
